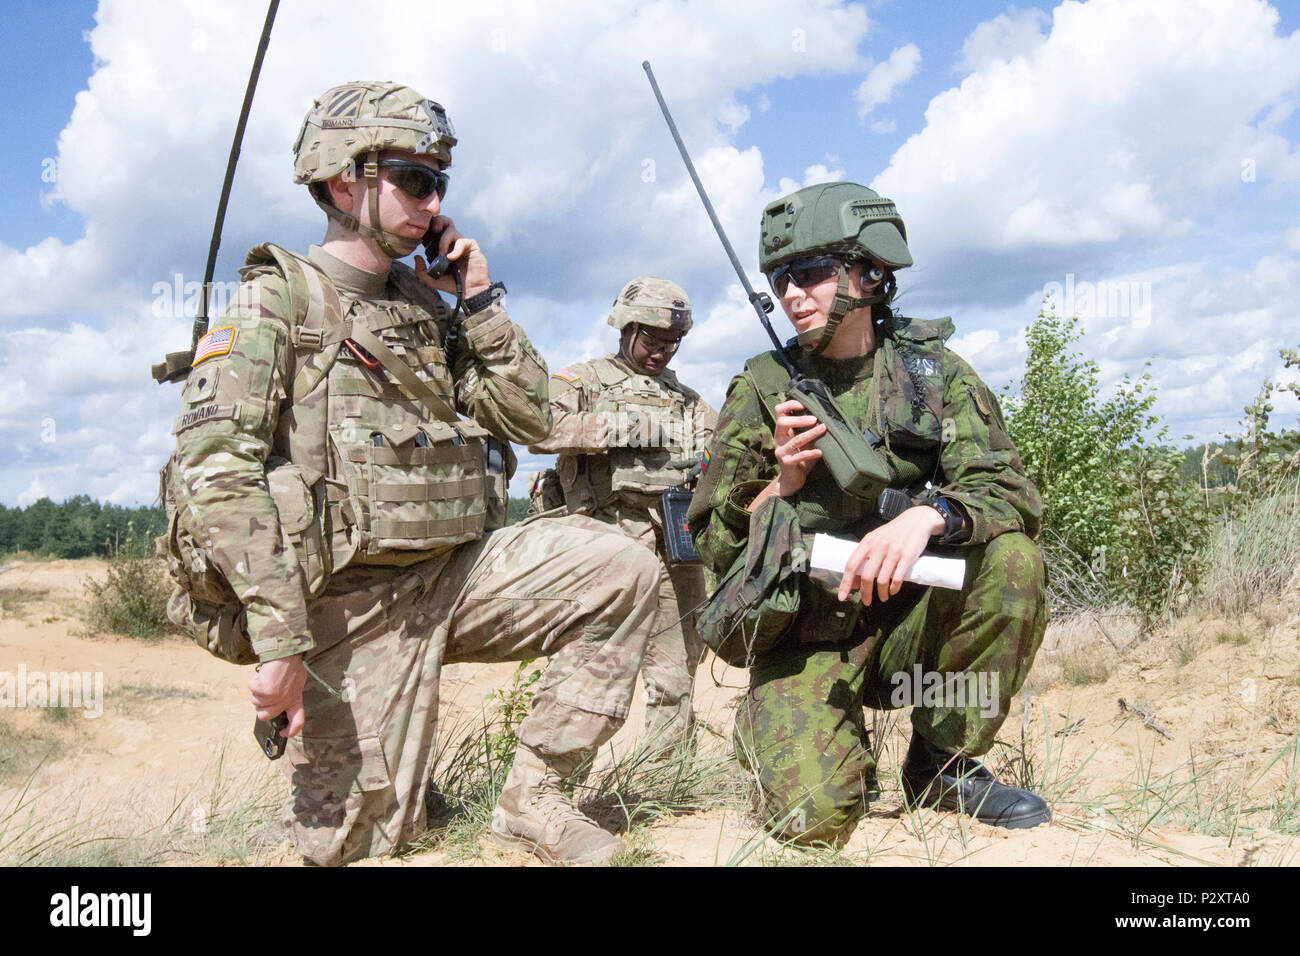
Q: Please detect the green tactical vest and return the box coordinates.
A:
[741,316,953,540]
[726,318,953,649]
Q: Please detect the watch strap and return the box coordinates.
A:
[464,281,506,315]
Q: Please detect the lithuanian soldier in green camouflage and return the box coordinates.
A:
[687,182,1050,845]
[161,81,664,866]
[528,279,717,752]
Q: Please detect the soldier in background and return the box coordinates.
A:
[161,82,663,866]
[529,279,717,753]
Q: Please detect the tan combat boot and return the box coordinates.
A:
[490,746,623,865]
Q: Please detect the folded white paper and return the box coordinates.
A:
[808,533,966,591]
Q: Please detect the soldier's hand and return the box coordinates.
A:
[415,214,491,298]
[250,655,308,739]
[838,506,945,605]
[772,399,825,497]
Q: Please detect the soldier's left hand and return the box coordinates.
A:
[414,214,492,298]
[838,506,945,604]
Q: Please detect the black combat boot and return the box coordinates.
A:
[900,731,1051,829]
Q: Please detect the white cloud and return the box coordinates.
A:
[6,0,1300,508]
[874,0,1300,270]
[855,44,921,119]
[0,0,876,503]
[956,7,1050,74]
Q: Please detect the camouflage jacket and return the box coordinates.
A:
[165,244,550,662]
[528,355,716,546]
[687,316,1041,578]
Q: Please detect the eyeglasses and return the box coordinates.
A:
[376,159,449,201]
[635,327,684,355]
[768,255,841,296]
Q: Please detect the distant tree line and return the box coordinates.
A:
[0,496,166,559]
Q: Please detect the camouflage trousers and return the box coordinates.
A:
[595,508,708,750]
[642,560,708,749]
[279,514,662,866]
[734,531,1046,846]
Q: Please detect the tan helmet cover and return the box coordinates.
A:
[606,277,692,333]
[292,81,457,184]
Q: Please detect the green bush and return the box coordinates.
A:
[82,548,173,641]
[1003,306,1208,631]
[1214,347,1300,507]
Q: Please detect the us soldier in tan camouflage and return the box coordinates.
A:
[687,182,1050,845]
[161,81,663,866]
[528,279,717,753]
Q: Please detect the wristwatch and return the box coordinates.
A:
[463,281,507,315]
[928,496,967,543]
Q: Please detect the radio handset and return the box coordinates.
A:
[421,224,465,364]
[422,224,452,280]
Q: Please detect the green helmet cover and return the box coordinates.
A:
[759,181,912,273]
[759,182,912,354]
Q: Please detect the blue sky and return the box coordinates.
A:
[3,0,1299,505]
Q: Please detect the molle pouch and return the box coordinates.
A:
[266,457,331,597]
[167,588,256,666]
[696,496,806,667]
[556,455,598,513]
[880,328,947,454]
[482,435,517,531]
[335,418,488,556]
[792,576,862,646]
[610,445,684,494]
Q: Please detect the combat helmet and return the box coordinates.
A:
[293,81,457,258]
[758,182,912,354]
[606,277,692,333]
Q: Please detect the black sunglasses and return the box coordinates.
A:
[376,159,449,201]
[768,255,841,296]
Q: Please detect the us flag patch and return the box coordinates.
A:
[194,327,235,365]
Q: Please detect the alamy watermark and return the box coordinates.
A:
[152,274,256,320]
[0,664,103,718]
[889,665,1000,719]
[1042,273,1152,328]
[49,886,150,936]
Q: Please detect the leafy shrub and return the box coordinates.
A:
[1003,306,1209,631]
[82,544,173,641]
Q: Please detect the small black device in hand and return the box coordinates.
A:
[254,712,290,760]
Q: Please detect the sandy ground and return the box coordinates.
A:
[1,556,1297,867]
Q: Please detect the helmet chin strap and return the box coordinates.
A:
[796,267,885,355]
[619,324,658,375]
[618,325,637,363]
[313,150,410,259]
